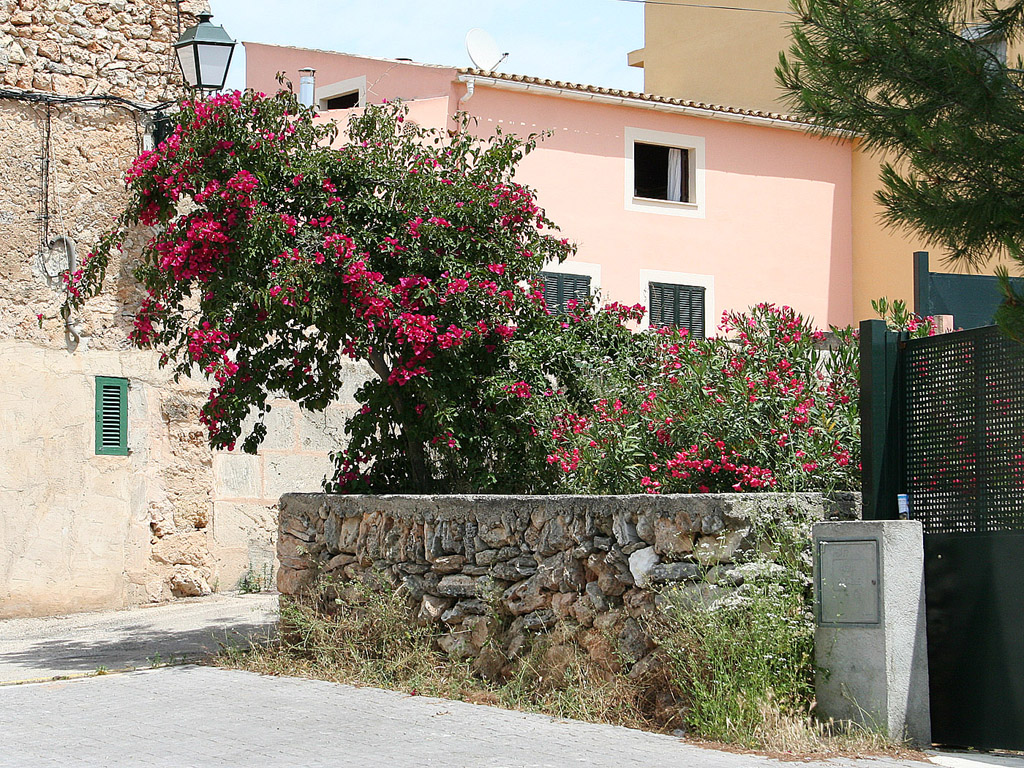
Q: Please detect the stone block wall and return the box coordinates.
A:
[0,0,205,100]
[278,493,859,676]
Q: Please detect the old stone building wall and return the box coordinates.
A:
[1,0,203,100]
[0,0,365,618]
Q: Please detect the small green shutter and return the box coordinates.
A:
[539,271,592,314]
[95,376,128,456]
[649,282,706,338]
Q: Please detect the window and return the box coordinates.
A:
[324,91,360,110]
[634,142,690,203]
[648,282,706,339]
[316,76,367,111]
[963,24,1007,68]
[624,127,705,218]
[540,271,591,314]
[95,376,128,456]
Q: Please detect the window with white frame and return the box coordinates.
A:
[539,271,591,314]
[537,261,601,314]
[634,142,690,203]
[624,127,705,218]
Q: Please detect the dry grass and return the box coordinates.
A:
[216,582,913,760]
[217,586,658,731]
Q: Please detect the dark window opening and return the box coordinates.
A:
[325,91,360,110]
[649,282,705,338]
[634,142,690,203]
[540,271,591,314]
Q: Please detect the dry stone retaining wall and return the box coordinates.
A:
[278,493,859,678]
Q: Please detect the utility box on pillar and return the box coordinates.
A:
[813,520,931,746]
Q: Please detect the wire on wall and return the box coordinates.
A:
[0,87,173,114]
[610,0,792,14]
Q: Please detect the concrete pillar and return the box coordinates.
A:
[813,520,931,745]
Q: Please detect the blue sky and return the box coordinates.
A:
[209,0,647,94]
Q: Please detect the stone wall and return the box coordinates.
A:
[0,338,367,618]
[0,1,373,618]
[278,493,859,677]
[1,0,205,101]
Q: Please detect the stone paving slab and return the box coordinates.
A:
[0,592,277,683]
[0,665,939,768]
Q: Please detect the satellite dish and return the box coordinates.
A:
[466,28,507,71]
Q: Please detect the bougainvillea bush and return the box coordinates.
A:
[64,89,587,493]
[66,88,860,496]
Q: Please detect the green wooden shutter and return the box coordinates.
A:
[95,376,128,455]
[539,271,561,312]
[649,282,668,327]
[688,285,706,339]
[539,271,592,314]
[649,282,705,338]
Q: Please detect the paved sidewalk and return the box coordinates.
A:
[0,592,277,683]
[0,665,937,768]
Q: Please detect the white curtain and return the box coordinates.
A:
[667,148,683,202]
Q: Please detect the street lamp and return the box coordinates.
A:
[173,12,237,92]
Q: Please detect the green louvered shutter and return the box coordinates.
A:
[649,282,705,338]
[539,271,592,314]
[95,376,128,455]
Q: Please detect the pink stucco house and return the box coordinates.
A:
[246,43,854,333]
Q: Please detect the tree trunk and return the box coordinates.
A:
[367,350,432,492]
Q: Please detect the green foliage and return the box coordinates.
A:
[64,89,575,494]
[545,304,860,495]
[871,297,938,337]
[655,509,817,747]
[247,583,657,729]
[778,0,1024,337]
[238,563,273,594]
[67,89,859,497]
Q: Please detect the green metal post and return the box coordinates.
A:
[913,251,930,316]
[860,319,905,520]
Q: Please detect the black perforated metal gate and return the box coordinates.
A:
[902,326,1024,750]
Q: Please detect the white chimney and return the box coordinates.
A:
[298,67,316,108]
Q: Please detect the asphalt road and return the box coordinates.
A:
[0,592,277,683]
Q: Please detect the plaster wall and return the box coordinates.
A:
[0,336,365,619]
[632,0,791,115]
[244,42,456,105]
[462,85,854,328]
[631,2,1018,323]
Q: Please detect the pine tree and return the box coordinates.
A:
[777,0,1024,339]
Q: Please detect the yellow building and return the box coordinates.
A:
[628,0,1010,323]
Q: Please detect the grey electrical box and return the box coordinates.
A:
[817,538,881,626]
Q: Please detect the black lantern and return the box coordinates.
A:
[173,12,236,92]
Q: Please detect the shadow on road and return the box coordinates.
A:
[0,620,275,676]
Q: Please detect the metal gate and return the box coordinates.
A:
[861,321,1024,750]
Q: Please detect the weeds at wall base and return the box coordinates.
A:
[216,584,911,758]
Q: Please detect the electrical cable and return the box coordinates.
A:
[0,87,174,113]
[610,0,793,14]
